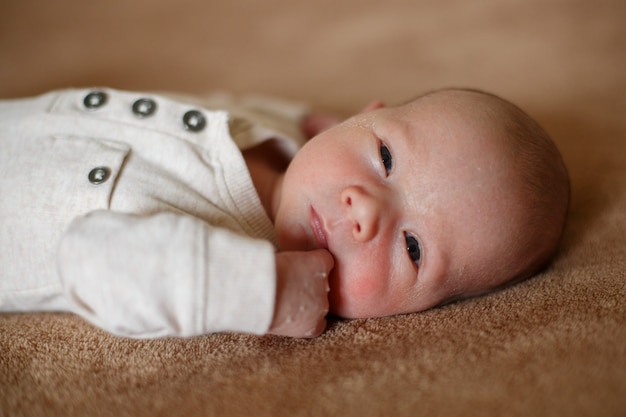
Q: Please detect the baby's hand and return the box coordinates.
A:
[269,249,335,338]
[300,112,343,139]
[300,101,384,140]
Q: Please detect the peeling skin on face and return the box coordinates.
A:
[273,90,547,318]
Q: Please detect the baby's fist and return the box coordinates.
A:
[270,249,334,338]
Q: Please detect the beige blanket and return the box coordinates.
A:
[1,0,624,416]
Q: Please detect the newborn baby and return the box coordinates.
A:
[271,88,569,335]
[0,87,569,338]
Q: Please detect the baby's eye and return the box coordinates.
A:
[404,232,422,265]
[380,143,393,175]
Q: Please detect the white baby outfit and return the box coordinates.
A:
[0,88,306,338]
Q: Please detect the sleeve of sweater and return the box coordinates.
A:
[57,210,276,338]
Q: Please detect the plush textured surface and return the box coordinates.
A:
[1,0,625,416]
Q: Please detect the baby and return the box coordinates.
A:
[0,87,569,339]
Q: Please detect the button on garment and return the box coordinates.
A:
[132,98,157,118]
[88,167,111,185]
[83,91,108,109]
[182,110,206,132]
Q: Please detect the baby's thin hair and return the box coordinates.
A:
[485,89,570,280]
[410,87,571,291]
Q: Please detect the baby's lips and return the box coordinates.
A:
[310,206,329,250]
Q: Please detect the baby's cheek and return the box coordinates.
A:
[346,261,390,303]
[349,273,384,299]
[328,259,384,317]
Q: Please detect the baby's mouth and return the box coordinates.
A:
[310,207,329,250]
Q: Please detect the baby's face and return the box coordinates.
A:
[274,95,524,318]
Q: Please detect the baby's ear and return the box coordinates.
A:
[360,100,385,113]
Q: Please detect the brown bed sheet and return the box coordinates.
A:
[1,0,625,416]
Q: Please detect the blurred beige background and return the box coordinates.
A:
[1,0,623,112]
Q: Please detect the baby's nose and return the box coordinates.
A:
[341,186,381,242]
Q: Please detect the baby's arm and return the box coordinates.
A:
[57,210,334,339]
[58,210,277,338]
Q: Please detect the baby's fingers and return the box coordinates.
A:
[309,248,335,277]
[270,250,334,338]
[304,252,331,338]
[304,317,327,338]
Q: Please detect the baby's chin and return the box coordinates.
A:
[328,285,451,319]
[327,291,400,319]
[328,302,412,320]
[327,287,367,319]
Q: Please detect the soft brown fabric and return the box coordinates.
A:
[1,0,624,416]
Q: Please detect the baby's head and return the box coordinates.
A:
[274,88,569,318]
